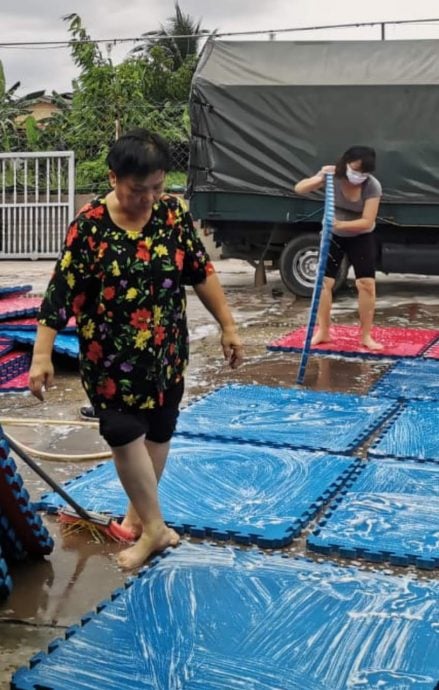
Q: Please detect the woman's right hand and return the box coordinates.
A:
[319,165,336,176]
[28,354,55,401]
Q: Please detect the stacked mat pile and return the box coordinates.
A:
[0,285,79,394]
[11,371,438,689]
[0,424,54,600]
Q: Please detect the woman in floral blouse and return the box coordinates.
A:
[29,129,243,569]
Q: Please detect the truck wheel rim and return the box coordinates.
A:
[292,249,318,288]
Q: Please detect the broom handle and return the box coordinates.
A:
[296,173,335,385]
[4,432,94,521]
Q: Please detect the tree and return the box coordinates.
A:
[0,61,41,151]
[35,14,192,191]
[131,1,209,70]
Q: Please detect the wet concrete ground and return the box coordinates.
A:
[1,259,439,687]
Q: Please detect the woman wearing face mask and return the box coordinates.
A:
[294,145,383,350]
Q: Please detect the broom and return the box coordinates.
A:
[4,432,136,543]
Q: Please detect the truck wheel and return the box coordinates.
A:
[279,233,349,297]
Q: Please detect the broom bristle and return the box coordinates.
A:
[58,512,136,544]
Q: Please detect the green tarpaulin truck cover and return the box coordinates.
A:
[189,39,439,204]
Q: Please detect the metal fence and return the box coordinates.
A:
[0,151,75,259]
[3,101,190,192]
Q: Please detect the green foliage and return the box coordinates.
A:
[0,60,35,151]
[0,6,202,192]
[75,147,110,194]
[131,1,209,69]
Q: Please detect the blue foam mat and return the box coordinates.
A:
[38,439,361,547]
[0,285,32,297]
[369,359,439,401]
[12,543,439,690]
[369,400,439,463]
[176,384,399,454]
[0,434,54,556]
[308,458,439,569]
[0,544,12,599]
[0,329,79,358]
[0,507,27,561]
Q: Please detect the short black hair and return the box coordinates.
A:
[335,146,376,177]
[106,128,171,179]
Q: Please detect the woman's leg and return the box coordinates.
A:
[348,234,382,350]
[112,436,179,569]
[356,277,383,350]
[121,440,171,538]
[311,276,335,345]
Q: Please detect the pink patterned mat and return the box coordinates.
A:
[0,296,42,321]
[0,370,29,392]
[268,325,439,359]
[0,315,76,331]
[423,340,439,360]
[0,351,31,386]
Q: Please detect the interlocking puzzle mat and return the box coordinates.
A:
[0,336,14,356]
[0,296,42,321]
[0,371,29,393]
[176,385,399,454]
[424,339,439,360]
[38,439,361,547]
[369,400,439,463]
[0,544,12,599]
[268,324,439,359]
[0,435,54,557]
[308,458,439,569]
[0,507,27,561]
[0,285,32,298]
[0,330,79,359]
[0,316,76,332]
[0,351,31,385]
[11,543,439,690]
[369,358,439,401]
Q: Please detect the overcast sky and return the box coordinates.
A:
[2,0,439,94]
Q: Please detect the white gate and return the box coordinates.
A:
[0,151,75,259]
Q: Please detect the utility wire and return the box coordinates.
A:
[0,17,438,48]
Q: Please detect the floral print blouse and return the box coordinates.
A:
[38,194,214,411]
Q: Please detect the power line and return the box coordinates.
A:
[0,17,439,49]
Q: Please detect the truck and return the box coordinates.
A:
[187,38,439,296]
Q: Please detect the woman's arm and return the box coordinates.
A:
[193,272,243,369]
[294,165,335,195]
[28,325,57,400]
[333,196,380,233]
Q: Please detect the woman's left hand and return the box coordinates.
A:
[221,327,244,369]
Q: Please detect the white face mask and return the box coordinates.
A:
[346,165,369,185]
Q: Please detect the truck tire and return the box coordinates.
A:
[279,233,349,297]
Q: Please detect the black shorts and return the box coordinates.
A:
[325,233,376,280]
[97,380,184,448]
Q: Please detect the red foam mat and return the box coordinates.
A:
[0,315,76,331]
[268,325,439,359]
[0,349,31,387]
[423,340,439,360]
[0,371,29,392]
[0,296,42,321]
[0,337,13,357]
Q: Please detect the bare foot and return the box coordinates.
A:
[120,502,143,539]
[311,329,331,346]
[361,335,384,351]
[120,516,143,539]
[117,521,180,570]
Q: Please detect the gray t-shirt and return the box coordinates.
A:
[332,174,382,238]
